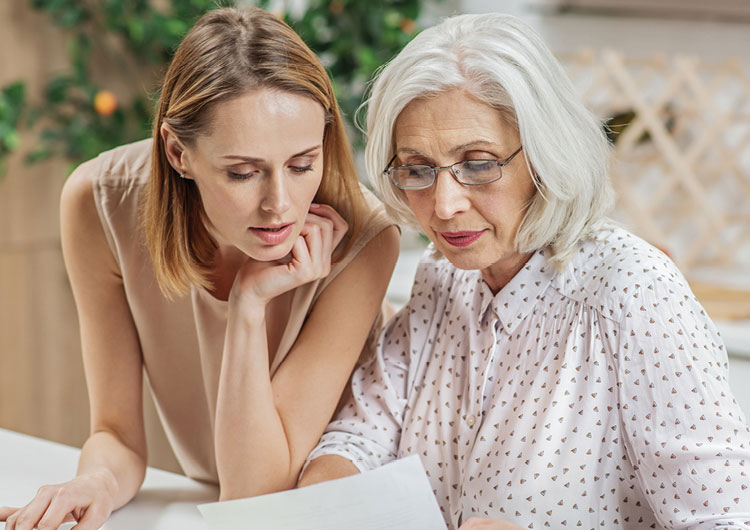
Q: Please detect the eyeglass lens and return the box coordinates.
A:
[390,160,502,189]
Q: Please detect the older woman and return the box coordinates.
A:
[299,13,750,530]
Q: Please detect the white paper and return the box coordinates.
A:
[198,456,447,530]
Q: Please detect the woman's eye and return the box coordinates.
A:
[290,165,314,174]
[228,170,258,180]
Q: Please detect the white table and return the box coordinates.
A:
[0,428,217,529]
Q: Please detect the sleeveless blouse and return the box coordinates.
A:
[88,139,394,483]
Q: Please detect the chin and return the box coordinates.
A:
[436,246,481,270]
[438,243,501,272]
[445,255,489,271]
[246,241,295,263]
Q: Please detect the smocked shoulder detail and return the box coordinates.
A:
[553,226,691,325]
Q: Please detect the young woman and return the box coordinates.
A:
[1,7,399,530]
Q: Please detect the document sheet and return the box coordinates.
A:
[198,455,447,530]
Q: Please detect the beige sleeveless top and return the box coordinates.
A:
[88,139,394,483]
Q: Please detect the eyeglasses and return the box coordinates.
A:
[383,146,523,190]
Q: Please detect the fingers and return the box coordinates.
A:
[4,488,54,530]
[36,489,85,530]
[304,202,350,271]
[230,203,347,303]
[1,479,108,530]
[0,506,19,521]
[70,502,110,530]
[302,220,330,271]
[308,203,348,249]
[299,216,331,279]
[289,233,313,277]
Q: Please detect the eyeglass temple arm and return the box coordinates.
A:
[500,145,523,166]
[383,153,398,173]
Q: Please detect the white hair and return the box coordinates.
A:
[363,13,614,268]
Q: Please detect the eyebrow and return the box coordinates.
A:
[221,144,322,162]
[397,141,498,161]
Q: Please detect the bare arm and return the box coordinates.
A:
[1,162,149,530]
[214,213,399,500]
[62,163,148,509]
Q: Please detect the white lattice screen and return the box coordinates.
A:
[560,50,750,317]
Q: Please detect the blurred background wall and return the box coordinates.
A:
[0,1,90,455]
[1,0,749,475]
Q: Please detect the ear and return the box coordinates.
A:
[160,123,191,178]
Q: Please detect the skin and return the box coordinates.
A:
[1,88,399,530]
[397,88,537,293]
[300,89,535,529]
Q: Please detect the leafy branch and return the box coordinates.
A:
[0,0,432,177]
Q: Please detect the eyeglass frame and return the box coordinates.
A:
[383,145,524,191]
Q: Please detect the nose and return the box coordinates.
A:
[432,168,470,220]
[260,170,291,215]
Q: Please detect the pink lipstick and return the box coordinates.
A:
[440,230,486,247]
[249,223,293,245]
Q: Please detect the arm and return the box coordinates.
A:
[66,164,149,512]
[605,278,750,528]
[1,161,148,530]
[297,256,443,487]
[214,211,400,500]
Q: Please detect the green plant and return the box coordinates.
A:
[280,0,425,144]
[17,0,234,170]
[0,82,25,177]
[0,0,432,176]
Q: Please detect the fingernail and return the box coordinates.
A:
[310,203,321,209]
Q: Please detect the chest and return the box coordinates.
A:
[397,323,656,529]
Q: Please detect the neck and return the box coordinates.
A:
[207,244,248,301]
[481,251,533,294]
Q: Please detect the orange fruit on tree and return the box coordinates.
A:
[94,90,118,117]
[400,18,416,34]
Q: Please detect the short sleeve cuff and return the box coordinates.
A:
[300,432,397,481]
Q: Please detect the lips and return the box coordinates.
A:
[439,230,486,247]
[249,223,294,245]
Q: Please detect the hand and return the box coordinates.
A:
[230,203,348,309]
[0,471,117,530]
[458,518,523,530]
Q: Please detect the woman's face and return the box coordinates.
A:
[394,88,537,289]
[181,89,326,262]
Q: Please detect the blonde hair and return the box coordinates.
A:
[144,7,366,297]
[364,13,613,268]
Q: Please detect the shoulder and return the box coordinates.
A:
[326,184,398,281]
[93,138,153,186]
[65,136,151,182]
[62,157,99,229]
[553,225,694,323]
[356,185,397,239]
[64,138,152,206]
[62,139,153,259]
